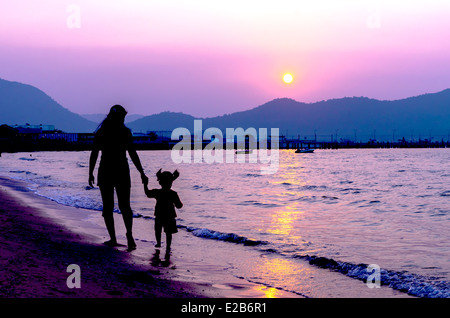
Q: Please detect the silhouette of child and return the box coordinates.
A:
[144,169,183,250]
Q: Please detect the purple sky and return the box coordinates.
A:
[1,1,449,117]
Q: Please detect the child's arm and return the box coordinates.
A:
[143,183,157,198]
[174,192,183,209]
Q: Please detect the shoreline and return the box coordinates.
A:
[0,176,301,299]
[0,180,214,298]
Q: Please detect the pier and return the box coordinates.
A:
[1,124,449,154]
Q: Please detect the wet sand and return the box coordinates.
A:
[0,181,224,298]
[0,177,301,299]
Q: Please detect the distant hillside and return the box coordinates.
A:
[128,90,450,141]
[1,77,449,141]
[204,91,450,140]
[0,78,97,133]
[128,111,198,133]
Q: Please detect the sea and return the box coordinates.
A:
[1,148,449,298]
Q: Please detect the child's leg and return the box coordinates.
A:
[166,233,172,250]
[154,219,162,247]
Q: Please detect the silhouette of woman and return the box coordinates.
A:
[88,105,148,251]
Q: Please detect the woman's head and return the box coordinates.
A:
[95,104,128,133]
[108,105,127,124]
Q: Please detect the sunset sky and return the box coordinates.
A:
[0,0,449,117]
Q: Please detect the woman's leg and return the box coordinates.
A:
[99,185,117,245]
[116,185,136,250]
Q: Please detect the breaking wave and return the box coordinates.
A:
[295,255,450,298]
[181,226,268,246]
[176,224,450,298]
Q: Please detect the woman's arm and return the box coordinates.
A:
[126,129,148,184]
[88,149,99,187]
[128,148,149,185]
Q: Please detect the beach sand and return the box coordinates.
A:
[0,177,302,299]
[0,184,217,298]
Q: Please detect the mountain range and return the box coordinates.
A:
[1,78,449,140]
[0,78,97,133]
[128,90,450,141]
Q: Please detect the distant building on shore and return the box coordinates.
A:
[0,124,448,154]
[0,124,173,152]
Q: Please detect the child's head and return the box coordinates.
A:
[156,169,179,189]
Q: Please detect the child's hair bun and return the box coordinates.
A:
[156,168,180,182]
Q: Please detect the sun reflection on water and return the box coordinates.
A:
[266,205,304,238]
[251,284,287,298]
[250,256,313,298]
[260,153,308,242]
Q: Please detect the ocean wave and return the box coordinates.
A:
[178,222,450,297]
[237,200,280,208]
[9,170,37,175]
[296,195,340,203]
[339,187,362,193]
[244,173,261,177]
[204,187,224,192]
[192,184,224,192]
[35,192,104,212]
[180,221,450,298]
[183,226,268,246]
[19,157,37,161]
[302,185,328,190]
[294,255,450,298]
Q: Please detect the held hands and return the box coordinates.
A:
[141,172,149,186]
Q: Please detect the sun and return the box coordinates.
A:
[283,73,293,84]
